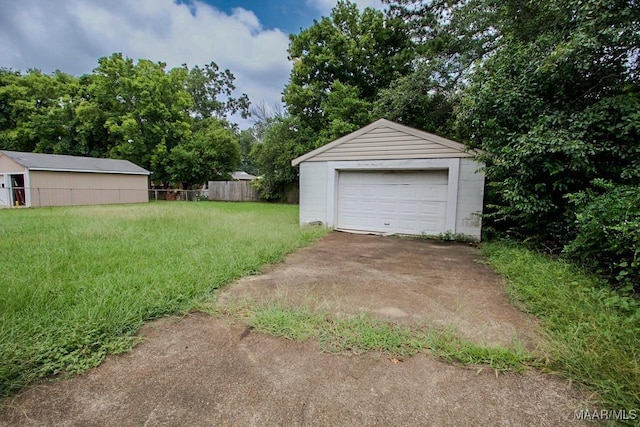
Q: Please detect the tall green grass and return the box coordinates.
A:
[482,242,640,411]
[0,202,328,396]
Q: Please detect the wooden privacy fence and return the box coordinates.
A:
[208,180,260,202]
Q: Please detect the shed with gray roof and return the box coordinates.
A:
[0,150,150,208]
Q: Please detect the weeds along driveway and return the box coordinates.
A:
[0,232,593,426]
[221,232,540,350]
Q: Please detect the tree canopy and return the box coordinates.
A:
[0,53,248,188]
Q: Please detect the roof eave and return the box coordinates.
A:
[28,167,151,175]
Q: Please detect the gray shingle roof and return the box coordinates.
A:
[0,150,150,175]
[231,171,258,180]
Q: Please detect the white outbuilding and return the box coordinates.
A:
[291,119,485,239]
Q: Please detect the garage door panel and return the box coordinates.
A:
[419,185,447,199]
[398,202,418,215]
[337,171,448,235]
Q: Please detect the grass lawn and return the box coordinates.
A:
[0,201,328,396]
[2,203,637,414]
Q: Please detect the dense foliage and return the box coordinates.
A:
[451,0,640,244]
[251,115,316,200]
[0,53,248,187]
[565,182,640,289]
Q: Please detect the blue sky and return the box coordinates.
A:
[0,0,383,126]
[198,0,319,33]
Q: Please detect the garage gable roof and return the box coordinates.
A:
[292,119,475,166]
[0,150,151,175]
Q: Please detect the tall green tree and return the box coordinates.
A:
[185,62,250,120]
[284,0,413,135]
[250,115,315,200]
[168,117,241,188]
[254,1,414,199]
[375,61,456,136]
[0,69,81,153]
[377,0,501,135]
[83,53,193,174]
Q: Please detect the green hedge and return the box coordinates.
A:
[565,181,640,291]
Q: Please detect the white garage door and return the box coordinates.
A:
[337,170,448,235]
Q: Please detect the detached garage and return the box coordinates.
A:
[292,119,485,239]
[0,150,150,208]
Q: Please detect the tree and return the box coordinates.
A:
[0,69,81,154]
[250,115,315,200]
[0,53,250,189]
[283,0,413,135]
[254,1,414,199]
[248,101,282,143]
[83,54,193,175]
[378,0,509,137]
[454,0,640,242]
[316,81,374,145]
[238,129,259,175]
[185,62,250,120]
[168,118,241,188]
[375,61,456,136]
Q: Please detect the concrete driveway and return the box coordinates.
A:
[0,232,592,426]
[222,232,540,349]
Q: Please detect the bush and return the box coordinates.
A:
[564,181,640,291]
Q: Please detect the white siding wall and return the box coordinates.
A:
[299,162,328,226]
[310,125,473,162]
[455,158,485,238]
[299,158,484,239]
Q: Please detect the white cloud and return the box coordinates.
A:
[0,0,292,127]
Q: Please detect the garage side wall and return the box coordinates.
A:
[455,159,484,239]
[299,162,328,226]
[29,171,149,207]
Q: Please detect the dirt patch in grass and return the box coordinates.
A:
[220,232,541,350]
